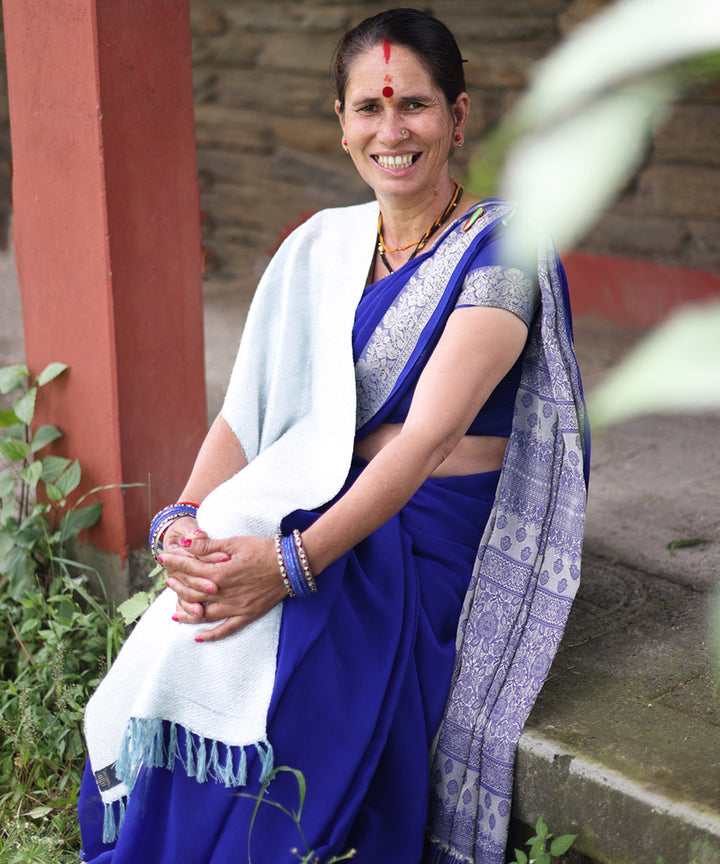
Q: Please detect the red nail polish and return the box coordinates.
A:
[158,555,164,564]
[220,556,230,563]
[206,585,213,594]
[172,615,179,622]
[179,538,192,547]
[193,529,204,535]
[195,636,204,643]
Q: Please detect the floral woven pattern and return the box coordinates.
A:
[424,239,588,864]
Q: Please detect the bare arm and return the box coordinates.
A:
[302,305,527,572]
[161,412,248,549]
[165,305,527,640]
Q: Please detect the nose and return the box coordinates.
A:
[378,108,407,145]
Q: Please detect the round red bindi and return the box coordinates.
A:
[382,86,394,98]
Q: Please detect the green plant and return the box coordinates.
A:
[242,765,356,864]
[0,362,104,596]
[508,815,576,864]
[0,361,127,858]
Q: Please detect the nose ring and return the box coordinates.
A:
[400,129,409,139]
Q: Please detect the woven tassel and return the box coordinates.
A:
[195,736,208,782]
[209,738,220,778]
[186,731,196,778]
[423,839,474,864]
[237,746,248,786]
[101,795,128,845]
[167,721,178,771]
[256,739,274,782]
[102,802,116,845]
[217,744,235,786]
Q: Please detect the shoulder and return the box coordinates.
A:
[278,201,379,252]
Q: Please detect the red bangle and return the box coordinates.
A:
[176,501,199,508]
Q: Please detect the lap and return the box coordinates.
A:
[78,465,499,863]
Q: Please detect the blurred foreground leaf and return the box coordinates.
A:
[587,302,720,427]
[465,0,720,258]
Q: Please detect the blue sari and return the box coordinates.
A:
[78,201,587,864]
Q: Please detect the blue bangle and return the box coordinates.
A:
[149,503,198,560]
[281,533,312,599]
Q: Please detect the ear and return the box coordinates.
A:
[452,92,471,133]
[335,99,345,131]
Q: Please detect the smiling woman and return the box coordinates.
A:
[78,9,588,864]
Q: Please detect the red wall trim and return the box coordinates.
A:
[564,252,720,330]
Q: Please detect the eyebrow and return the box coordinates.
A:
[349,93,433,106]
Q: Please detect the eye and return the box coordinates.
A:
[405,100,426,111]
[356,103,379,114]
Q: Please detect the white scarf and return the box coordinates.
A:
[84,202,379,841]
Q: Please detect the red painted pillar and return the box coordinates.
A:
[2,0,207,592]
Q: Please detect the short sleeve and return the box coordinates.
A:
[455,265,539,327]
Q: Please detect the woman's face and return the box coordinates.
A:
[336,42,469,205]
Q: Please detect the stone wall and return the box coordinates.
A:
[189,0,720,298]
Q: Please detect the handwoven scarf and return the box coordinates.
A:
[84,202,378,841]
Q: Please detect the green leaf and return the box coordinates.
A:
[13,387,37,425]
[0,439,30,462]
[0,408,20,427]
[494,75,677,260]
[40,455,72,483]
[588,303,720,427]
[0,474,15,497]
[36,362,69,387]
[514,851,528,864]
[529,838,545,859]
[44,482,64,503]
[550,834,577,856]
[26,805,53,820]
[59,502,103,539]
[20,460,43,488]
[31,424,63,453]
[505,0,720,131]
[0,364,29,394]
[667,538,709,551]
[118,592,153,626]
[55,597,79,627]
[4,547,37,598]
[55,459,81,497]
[535,815,549,840]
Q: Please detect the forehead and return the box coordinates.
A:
[345,43,436,92]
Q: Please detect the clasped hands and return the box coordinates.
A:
[160,517,287,642]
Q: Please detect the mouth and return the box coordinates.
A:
[373,153,420,170]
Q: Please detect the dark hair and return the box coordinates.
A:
[332,8,466,110]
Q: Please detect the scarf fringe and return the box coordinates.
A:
[101,717,274,844]
[423,836,474,864]
[102,795,127,845]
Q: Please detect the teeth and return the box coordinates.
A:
[376,154,415,169]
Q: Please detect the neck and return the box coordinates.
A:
[376,176,459,249]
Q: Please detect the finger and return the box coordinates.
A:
[162,552,220,594]
[176,595,211,619]
[172,597,204,624]
[194,615,247,643]
[186,536,234,558]
[167,575,216,608]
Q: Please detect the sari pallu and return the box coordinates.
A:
[424,242,589,864]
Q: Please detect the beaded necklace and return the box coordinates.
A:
[376,179,463,275]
